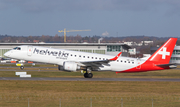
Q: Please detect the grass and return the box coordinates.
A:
[0,64,180,106]
[0,81,180,106]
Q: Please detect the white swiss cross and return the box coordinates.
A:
[158,47,170,59]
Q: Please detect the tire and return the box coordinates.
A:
[20,66,24,70]
[84,73,88,78]
[88,73,93,78]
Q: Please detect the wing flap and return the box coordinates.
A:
[79,52,122,67]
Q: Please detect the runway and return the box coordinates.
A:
[1,66,180,82]
[1,77,180,82]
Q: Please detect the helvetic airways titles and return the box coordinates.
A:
[33,48,69,59]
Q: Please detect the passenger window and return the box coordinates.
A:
[124,61,126,63]
[79,55,81,57]
[83,56,85,58]
[132,62,134,64]
[75,55,76,57]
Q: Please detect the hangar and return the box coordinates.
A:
[0,43,131,58]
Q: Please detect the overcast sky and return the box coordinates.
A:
[0,0,180,37]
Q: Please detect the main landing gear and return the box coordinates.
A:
[84,67,93,78]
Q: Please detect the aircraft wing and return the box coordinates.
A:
[79,52,122,67]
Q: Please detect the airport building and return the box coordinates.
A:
[0,43,131,58]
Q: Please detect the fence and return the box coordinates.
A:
[0,95,180,107]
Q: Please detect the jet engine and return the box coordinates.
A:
[58,62,80,72]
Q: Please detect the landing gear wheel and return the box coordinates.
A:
[84,73,89,78]
[88,73,93,78]
[20,66,24,70]
[83,66,93,78]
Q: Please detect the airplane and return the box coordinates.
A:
[4,38,177,78]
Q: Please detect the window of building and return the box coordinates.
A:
[107,45,121,52]
[173,50,180,55]
[171,57,180,60]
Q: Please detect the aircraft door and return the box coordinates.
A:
[136,58,141,69]
[27,46,33,56]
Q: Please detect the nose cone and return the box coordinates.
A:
[4,51,11,57]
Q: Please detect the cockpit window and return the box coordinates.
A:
[13,47,21,50]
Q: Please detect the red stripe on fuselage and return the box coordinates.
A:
[116,61,170,73]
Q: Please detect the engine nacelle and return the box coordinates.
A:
[62,62,80,72]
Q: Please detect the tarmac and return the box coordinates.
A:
[1,66,180,82]
[1,77,180,82]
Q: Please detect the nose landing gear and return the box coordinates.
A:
[20,66,24,70]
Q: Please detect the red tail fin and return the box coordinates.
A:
[148,38,177,64]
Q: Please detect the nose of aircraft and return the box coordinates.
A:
[4,51,11,57]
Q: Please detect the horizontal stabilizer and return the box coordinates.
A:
[156,63,177,69]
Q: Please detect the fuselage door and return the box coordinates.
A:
[136,58,141,69]
[27,46,33,56]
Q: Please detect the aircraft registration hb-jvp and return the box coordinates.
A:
[4,38,177,78]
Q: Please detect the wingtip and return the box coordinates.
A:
[110,52,122,61]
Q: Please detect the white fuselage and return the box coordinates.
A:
[4,45,146,72]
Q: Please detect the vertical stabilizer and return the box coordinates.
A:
[148,38,177,64]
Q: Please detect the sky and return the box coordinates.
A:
[0,0,180,37]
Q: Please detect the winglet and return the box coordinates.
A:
[110,52,122,61]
